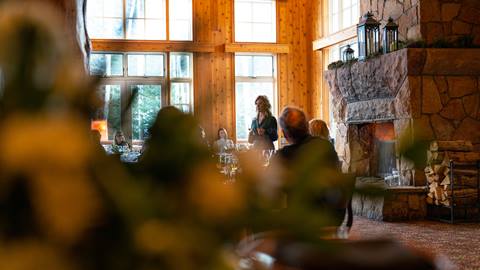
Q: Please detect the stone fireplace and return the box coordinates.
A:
[325,48,480,187]
[324,48,480,220]
[349,122,401,185]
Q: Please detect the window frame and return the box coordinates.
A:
[233,0,278,43]
[327,0,359,35]
[87,0,194,41]
[234,53,278,142]
[169,52,194,113]
[91,51,194,143]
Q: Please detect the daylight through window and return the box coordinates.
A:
[87,0,192,40]
[328,0,359,34]
[90,52,193,141]
[234,0,276,43]
[235,54,277,141]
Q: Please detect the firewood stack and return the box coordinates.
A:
[425,141,480,207]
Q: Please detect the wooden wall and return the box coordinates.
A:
[193,0,323,141]
[193,0,235,141]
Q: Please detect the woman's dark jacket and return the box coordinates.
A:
[249,115,278,150]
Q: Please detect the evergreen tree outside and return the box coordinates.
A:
[132,85,162,140]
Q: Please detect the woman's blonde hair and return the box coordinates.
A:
[309,119,330,140]
[255,95,272,116]
[114,130,126,145]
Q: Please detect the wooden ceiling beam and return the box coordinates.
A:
[92,39,216,53]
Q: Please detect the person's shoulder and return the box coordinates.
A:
[276,144,294,158]
[301,137,333,150]
[310,136,328,143]
[306,137,338,156]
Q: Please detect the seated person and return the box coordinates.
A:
[309,119,330,141]
[274,106,346,226]
[198,125,210,149]
[277,108,338,167]
[111,130,131,154]
[91,129,107,155]
[213,128,234,153]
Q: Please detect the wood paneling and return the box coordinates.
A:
[92,40,216,52]
[193,0,235,142]
[310,0,324,120]
[224,43,290,54]
[311,0,330,123]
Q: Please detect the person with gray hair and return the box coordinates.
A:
[275,106,347,226]
[277,106,338,167]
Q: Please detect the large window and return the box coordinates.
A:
[87,0,192,40]
[328,0,359,34]
[90,52,193,141]
[170,53,193,113]
[235,54,276,141]
[234,0,276,43]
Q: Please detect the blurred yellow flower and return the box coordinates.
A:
[0,241,74,270]
[189,165,246,220]
[31,171,102,244]
[0,1,66,90]
[0,113,91,174]
[0,114,101,244]
[135,220,178,254]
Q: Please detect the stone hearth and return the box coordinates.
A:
[325,48,480,188]
[353,178,427,221]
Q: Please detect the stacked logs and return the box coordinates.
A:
[425,141,479,206]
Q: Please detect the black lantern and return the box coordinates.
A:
[357,12,381,61]
[342,45,355,62]
[383,17,399,54]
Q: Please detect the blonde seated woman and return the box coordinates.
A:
[213,128,235,153]
[308,119,330,141]
[111,130,132,154]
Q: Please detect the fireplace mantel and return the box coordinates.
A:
[325,48,480,123]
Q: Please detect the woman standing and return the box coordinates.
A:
[248,95,278,150]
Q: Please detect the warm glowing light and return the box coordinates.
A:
[374,122,395,141]
[91,120,108,141]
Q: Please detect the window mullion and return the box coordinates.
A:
[338,0,342,30]
[166,52,171,106]
[166,0,170,40]
[123,0,127,39]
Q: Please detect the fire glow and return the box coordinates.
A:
[91,120,108,141]
[373,122,395,141]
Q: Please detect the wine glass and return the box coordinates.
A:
[262,150,273,167]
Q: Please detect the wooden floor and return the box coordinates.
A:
[349,217,480,270]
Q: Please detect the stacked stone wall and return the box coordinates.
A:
[360,0,480,46]
[361,0,421,41]
[420,0,480,45]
